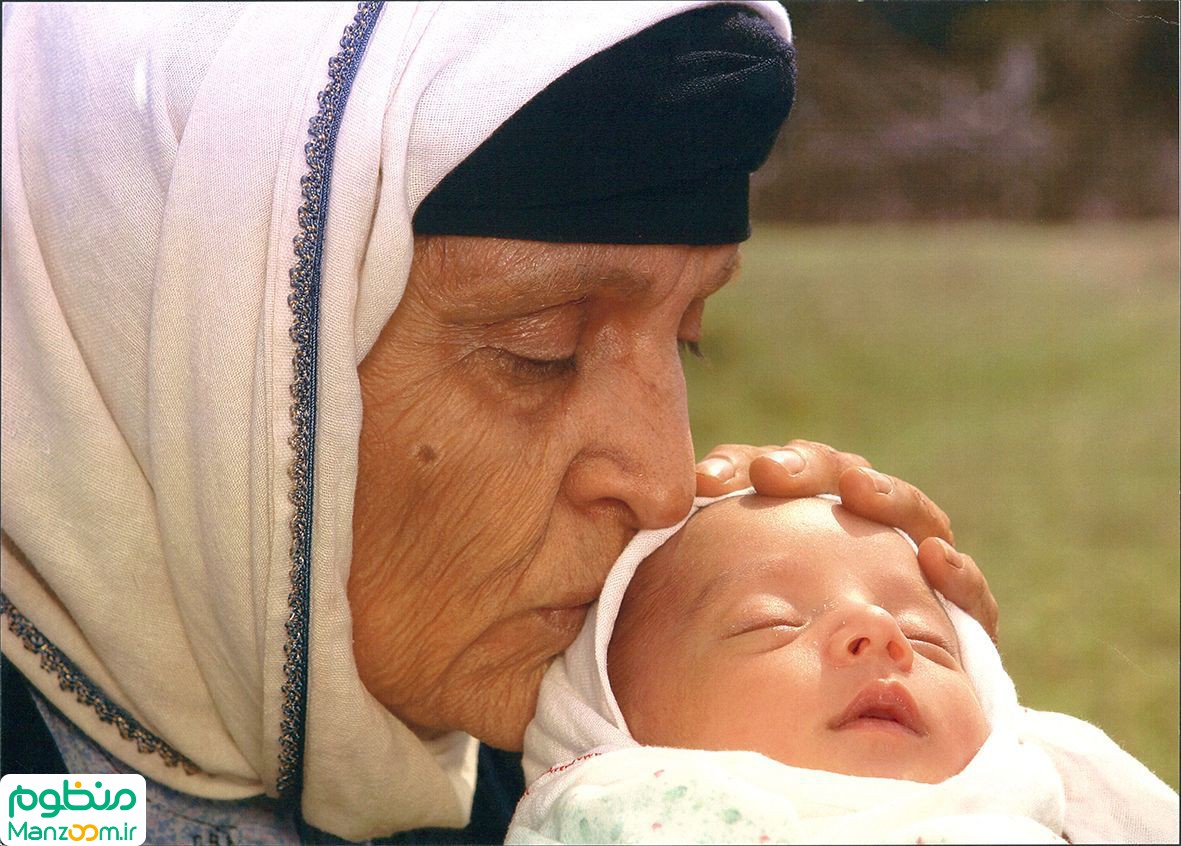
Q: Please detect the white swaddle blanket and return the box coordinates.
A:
[508,492,1179,844]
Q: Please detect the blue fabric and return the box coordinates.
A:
[29,684,302,845]
[1,655,67,776]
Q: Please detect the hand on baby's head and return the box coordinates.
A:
[607,496,990,784]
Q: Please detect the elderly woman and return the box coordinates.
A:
[0,2,996,843]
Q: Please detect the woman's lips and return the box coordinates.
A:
[829,679,928,737]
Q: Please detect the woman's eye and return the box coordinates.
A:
[678,338,705,359]
[500,351,577,381]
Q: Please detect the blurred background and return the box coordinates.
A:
[686,1,1179,788]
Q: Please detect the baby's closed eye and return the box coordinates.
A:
[903,631,961,669]
[722,601,807,652]
[725,622,806,655]
[725,618,806,638]
[719,594,803,637]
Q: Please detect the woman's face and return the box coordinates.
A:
[349,235,740,749]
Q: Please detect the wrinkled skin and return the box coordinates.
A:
[349,235,997,751]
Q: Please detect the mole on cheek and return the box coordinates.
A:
[415,444,438,463]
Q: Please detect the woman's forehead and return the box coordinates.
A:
[411,236,740,307]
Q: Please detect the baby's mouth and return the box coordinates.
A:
[829,679,928,737]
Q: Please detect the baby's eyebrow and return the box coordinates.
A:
[687,572,729,619]
[686,559,785,618]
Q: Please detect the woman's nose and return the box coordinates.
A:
[826,604,914,672]
[563,342,695,530]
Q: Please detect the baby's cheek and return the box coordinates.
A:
[942,678,991,770]
[692,655,814,753]
[612,646,698,748]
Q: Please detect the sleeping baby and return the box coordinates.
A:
[507,492,1179,844]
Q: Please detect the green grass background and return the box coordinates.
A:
[685,221,1179,789]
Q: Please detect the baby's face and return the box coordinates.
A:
[608,496,990,783]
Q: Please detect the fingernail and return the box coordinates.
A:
[696,457,734,482]
[943,542,964,568]
[768,449,806,476]
[860,467,894,494]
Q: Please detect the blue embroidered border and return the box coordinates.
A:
[0,592,200,774]
[279,0,385,800]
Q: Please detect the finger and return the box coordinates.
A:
[695,444,766,496]
[917,537,999,642]
[837,466,955,545]
[747,440,871,499]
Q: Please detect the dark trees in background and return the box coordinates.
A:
[756,1,1179,222]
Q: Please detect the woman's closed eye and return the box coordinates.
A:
[678,338,705,359]
[678,298,706,360]
[495,349,577,381]
[494,334,702,384]
[472,297,586,384]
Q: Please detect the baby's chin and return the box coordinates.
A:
[766,738,980,785]
[828,757,964,784]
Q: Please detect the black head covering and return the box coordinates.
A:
[412,4,797,245]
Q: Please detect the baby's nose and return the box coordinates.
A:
[826,604,914,672]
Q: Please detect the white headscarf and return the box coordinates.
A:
[0,2,791,840]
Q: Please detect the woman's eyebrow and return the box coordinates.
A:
[450,251,738,324]
[448,263,650,323]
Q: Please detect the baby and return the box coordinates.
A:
[608,495,989,786]
[507,492,1179,844]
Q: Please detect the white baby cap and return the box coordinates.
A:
[522,489,1020,783]
[522,491,730,781]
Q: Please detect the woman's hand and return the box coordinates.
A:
[695,441,999,641]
